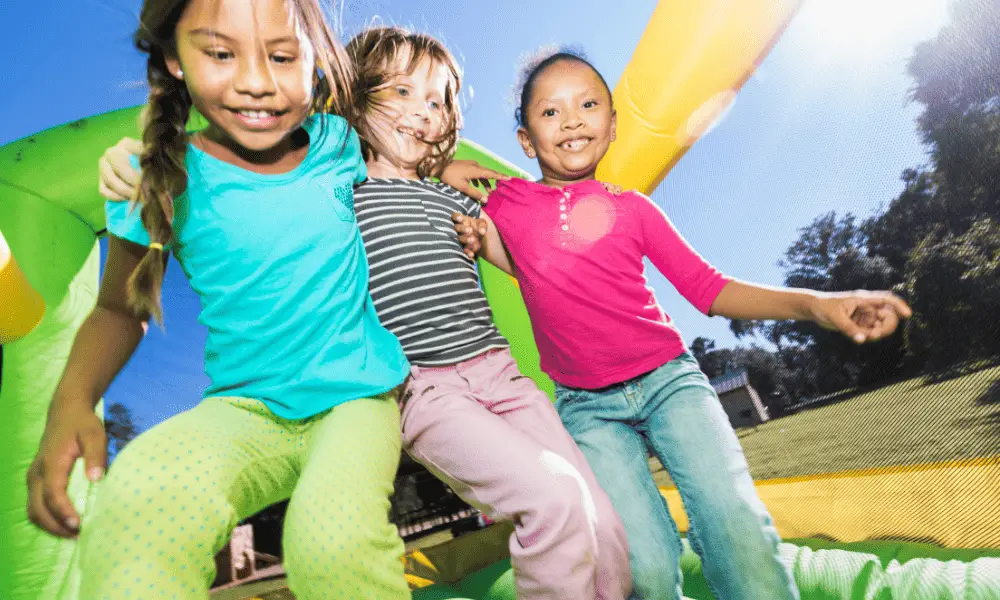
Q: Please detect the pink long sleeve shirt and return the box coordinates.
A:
[483,178,732,389]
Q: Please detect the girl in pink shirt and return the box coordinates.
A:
[457,49,911,600]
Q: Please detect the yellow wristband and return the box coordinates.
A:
[149,242,164,251]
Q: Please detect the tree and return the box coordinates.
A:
[903,217,1000,372]
[731,345,794,415]
[690,337,735,380]
[908,0,1000,220]
[689,337,714,362]
[692,337,798,414]
[894,0,1000,373]
[728,319,798,350]
[779,212,866,292]
[774,344,822,402]
[105,402,139,456]
[863,169,941,274]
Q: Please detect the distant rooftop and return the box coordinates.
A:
[709,369,750,395]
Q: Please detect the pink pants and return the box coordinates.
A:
[400,348,632,600]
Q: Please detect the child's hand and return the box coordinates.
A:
[600,181,623,195]
[27,404,108,538]
[810,291,913,344]
[452,212,488,260]
[98,137,142,202]
[440,160,510,202]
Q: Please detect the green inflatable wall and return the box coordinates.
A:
[0,108,147,599]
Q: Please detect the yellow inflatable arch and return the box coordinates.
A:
[0,232,45,344]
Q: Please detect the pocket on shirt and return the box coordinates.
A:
[318,182,357,223]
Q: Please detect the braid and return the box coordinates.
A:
[124,0,357,325]
[127,54,190,325]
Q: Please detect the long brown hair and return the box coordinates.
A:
[346,26,463,179]
[130,0,354,324]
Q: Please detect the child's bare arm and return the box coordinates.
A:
[453,211,514,276]
[709,282,911,344]
[28,236,160,538]
[635,193,911,344]
[55,237,157,405]
[439,160,510,202]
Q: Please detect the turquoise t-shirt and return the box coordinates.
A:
[106,114,409,419]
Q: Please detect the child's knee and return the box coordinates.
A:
[89,451,236,555]
[284,485,401,562]
[630,559,683,600]
[591,487,628,539]
[284,522,405,598]
[593,508,629,554]
[79,463,233,598]
[526,458,600,538]
[695,493,775,543]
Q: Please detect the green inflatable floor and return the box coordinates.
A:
[411,538,1000,600]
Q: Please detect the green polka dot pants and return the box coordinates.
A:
[77,394,409,599]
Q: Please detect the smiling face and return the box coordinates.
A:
[364,55,453,179]
[165,0,315,156]
[517,59,617,187]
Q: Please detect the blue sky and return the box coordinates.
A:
[1,0,953,432]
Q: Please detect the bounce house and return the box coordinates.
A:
[2,1,998,598]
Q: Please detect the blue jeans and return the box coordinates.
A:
[554,353,798,600]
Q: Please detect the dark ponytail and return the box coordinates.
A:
[130,0,191,325]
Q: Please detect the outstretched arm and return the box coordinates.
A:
[709,282,911,344]
[637,194,911,344]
